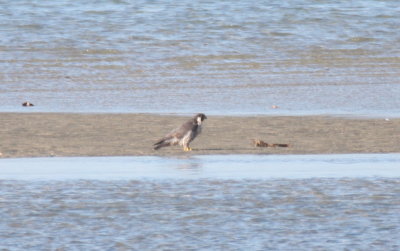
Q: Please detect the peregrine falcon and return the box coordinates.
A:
[153,113,207,151]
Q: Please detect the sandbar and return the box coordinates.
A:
[1,113,399,158]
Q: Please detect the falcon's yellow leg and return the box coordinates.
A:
[183,146,192,151]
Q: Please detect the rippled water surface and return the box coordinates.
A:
[1,179,399,250]
[1,155,400,250]
[1,0,400,116]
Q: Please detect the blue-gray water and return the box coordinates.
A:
[1,154,400,250]
[1,0,400,116]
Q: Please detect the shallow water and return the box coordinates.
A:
[1,154,400,180]
[1,154,400,250]
[1,0,400,116]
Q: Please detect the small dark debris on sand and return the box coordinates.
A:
[22,102,34,107]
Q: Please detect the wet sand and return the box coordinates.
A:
[1,113,399,158]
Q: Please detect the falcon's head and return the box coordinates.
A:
[194,113,207,125]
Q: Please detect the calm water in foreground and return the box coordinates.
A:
[1,154,399,250]
[1,0,400,116]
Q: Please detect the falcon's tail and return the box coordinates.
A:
[153,139,169,150]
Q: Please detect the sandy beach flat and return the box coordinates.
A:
[1,113,399,158]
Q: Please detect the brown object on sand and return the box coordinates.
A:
[253,139,290,148]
